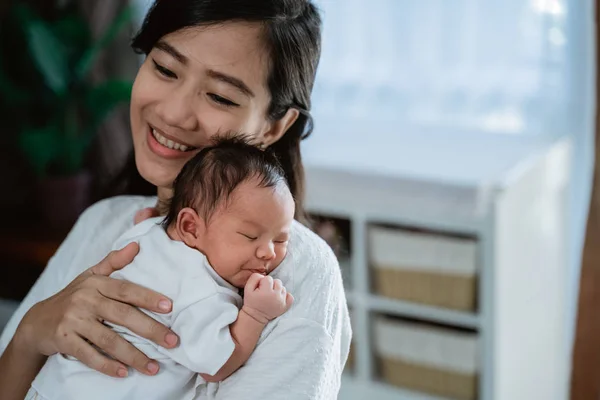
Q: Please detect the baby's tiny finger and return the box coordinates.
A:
[259,275,274,290]
[245,273,264,291]
[285,292,294,308]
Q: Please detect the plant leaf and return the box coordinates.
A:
[59,136,87,175]
[75,5,134,82]
[0,51,29,104]
[25,17,70,95]
[50,12,91,64]
[18,127,62,177]
[85,79,132,130]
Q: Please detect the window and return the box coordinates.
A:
[313,0,572,136]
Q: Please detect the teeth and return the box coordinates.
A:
[151,128,191,152]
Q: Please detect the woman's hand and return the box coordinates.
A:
[15,242,178,378]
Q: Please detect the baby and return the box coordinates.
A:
[28,137,295,400]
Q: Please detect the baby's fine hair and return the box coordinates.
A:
[162,135,289,227]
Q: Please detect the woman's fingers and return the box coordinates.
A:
[89,243,140,277]
[67,335,129,378]
[94,295,178,349]
[17,243,178,380]
[93,275,172,315]
[80,321,159,376]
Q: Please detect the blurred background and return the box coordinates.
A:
[0,0,597,399]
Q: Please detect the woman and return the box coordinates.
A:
[0,1,351,399]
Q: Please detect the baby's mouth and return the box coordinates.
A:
[249,269,267,275]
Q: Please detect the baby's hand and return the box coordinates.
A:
[242,273,293,324]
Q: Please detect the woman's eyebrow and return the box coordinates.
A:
[206,69,255,98]
[154,40,254,99]
[155,40,187,64]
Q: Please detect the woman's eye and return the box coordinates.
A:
[152,59,177,79]
[208,93,239,107]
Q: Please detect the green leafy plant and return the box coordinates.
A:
[0,2,134,177]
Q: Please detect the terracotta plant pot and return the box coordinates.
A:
[37,171,92,229]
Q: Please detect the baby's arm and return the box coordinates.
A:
[201,274,293,382]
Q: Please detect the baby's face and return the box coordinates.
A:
[199,179,295,288]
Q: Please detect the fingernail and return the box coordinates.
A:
[158,299,171,312]
[147,361,159,374]
[165,332,178,347]
[117,367,128,377]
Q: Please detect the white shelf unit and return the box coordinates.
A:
[348,293,480,330]
[302,130,572,400]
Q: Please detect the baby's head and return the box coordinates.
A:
[163,136,295,289]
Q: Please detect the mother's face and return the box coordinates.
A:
[130,22,293,193]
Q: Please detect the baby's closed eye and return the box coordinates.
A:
[238,232,257,241]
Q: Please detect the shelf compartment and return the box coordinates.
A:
[373,315,479,400]
[369,225,478,311]
[340,374,450,400]
[309,213,353,289]
[364,294,479,330]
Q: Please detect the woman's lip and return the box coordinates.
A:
[149,124,196,148]
[146,127,196,160]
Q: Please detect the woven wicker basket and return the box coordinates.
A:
[373,268,477,311]
[378,357,477,400]
[374,316,479,400]
[345,343,355,372]
[369,227,478,311]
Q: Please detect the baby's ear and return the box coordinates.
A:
[175,208,203,247]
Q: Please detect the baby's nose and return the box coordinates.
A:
[257,242,276,260]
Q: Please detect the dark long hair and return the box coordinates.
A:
[110,0,321,221]
[162,135,288,228]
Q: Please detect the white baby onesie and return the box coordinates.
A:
[30,217,242,400]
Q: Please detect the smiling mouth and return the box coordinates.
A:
[150,126,197,152]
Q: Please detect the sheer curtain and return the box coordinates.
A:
[313,0,572,136]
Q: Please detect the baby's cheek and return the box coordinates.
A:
[278,246,288,263]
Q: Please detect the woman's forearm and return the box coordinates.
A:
[0,330,47,400]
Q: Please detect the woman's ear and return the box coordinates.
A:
[175,208,204,248]
[260,108,300,147]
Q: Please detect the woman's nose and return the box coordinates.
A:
[257,242,276,260]
[154,86,199,132]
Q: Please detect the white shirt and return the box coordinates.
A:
[0,196,351,400]
[31,217,242,400]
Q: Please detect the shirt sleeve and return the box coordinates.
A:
[0,204,97,356]
[160,292,240,375]
[208,318,343,400]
